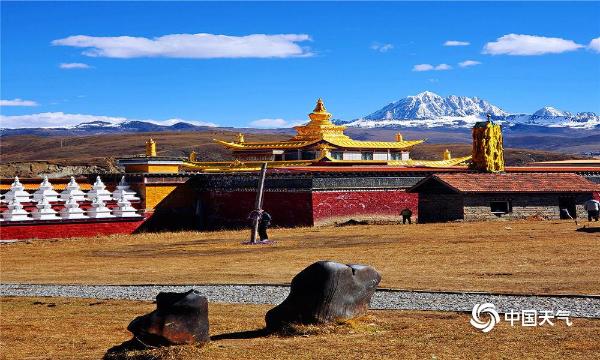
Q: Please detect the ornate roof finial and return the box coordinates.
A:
[308,98,332,123]
[313,98,327,113]
[486,113,492,122]
[443,149,452,160]
[237,133,245,143]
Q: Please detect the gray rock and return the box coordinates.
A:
[265,261,381,330]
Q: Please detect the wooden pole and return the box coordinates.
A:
[250,163,268,244]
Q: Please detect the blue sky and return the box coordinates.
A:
[1,1,599,128]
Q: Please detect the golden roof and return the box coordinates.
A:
[215,98,425,151]
[388,156,472,167]
[215,138,423,150]
[181,155,472,172]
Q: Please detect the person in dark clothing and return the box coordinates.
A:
[258,210,272,241]
[400,208,413,224]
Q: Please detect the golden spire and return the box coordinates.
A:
[313,98,327,113]
[189,150,197,162]
[395,133,403,142]
[237,133,245,143]
[145,138,156,157]
[308,98,332,123]
[443,149,452,160]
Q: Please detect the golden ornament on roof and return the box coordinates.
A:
[308,98,333,123]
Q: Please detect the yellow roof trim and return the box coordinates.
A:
[324,138,425,149]
[213,139,320,150]
[214,138,425,151]
[388,155,472,167]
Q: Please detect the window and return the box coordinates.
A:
[490,201,511,215]
[361,152,373,160]
[331,151,343,160]
[390,152,401,160]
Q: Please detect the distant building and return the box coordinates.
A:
[208,98,471,170]
[408,173,599,222]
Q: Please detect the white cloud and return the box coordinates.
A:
[413,63,452,72]
[458,60,482,68]
[59,62,91,69]
[413,64,434,72]
[0,112,217,129]
[588,37,600,53]
[249,118,290,128]
[52,33,313,59]
[483,34,583,55]
[371,43,394,53]
[0,98,38,107]
[444,40,470,46]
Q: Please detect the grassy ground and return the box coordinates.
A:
[2,221,599,295]
[1,296,598,360]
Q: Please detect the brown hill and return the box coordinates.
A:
[0,131,587,177]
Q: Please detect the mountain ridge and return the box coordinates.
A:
[344,91,599,130]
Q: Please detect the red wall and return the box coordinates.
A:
[200,191,313,228]
[312,190,418,225]
[0,217,147,240]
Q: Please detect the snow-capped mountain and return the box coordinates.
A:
[343,92,599,130]
[364,91,507,120]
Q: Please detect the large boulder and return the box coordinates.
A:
[127,289,210,347]
[265,261,381,330]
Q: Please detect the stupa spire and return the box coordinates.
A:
[308,98,333,124]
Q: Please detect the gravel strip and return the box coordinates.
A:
[2,283,599,318]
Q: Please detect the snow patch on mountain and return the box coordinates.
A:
[363,91,507,120]
[345,92,599,130]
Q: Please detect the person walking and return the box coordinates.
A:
[584,199,600,222]
[400,208,413,224]
[258,210,272,241]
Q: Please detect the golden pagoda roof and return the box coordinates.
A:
[215,97,425,151]
[214,139,320,150]
[181,155,471,172]
[215,137,424,150]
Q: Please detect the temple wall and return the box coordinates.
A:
[0,217,147,240]
[200,190,313,229]
[463,193,592,221]
[312,190,418,225]
[417,194,464,223]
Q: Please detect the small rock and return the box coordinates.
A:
[265,261,381,330]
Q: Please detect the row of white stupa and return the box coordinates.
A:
[1,176,139,203]
[1,176,141,222]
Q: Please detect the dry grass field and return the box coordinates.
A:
[2,221,599,295]
[1,296,599,360]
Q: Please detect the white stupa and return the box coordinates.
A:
[86,176,112,201]
[112,176,140,201]
[32,176,60,202]
[4,177,31,203]
[112,194,141,217]
[60,195,88,219]
[87,196,114,218]
[31,196,60,220]
[59,177,86,202]
[2,198,32,221]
